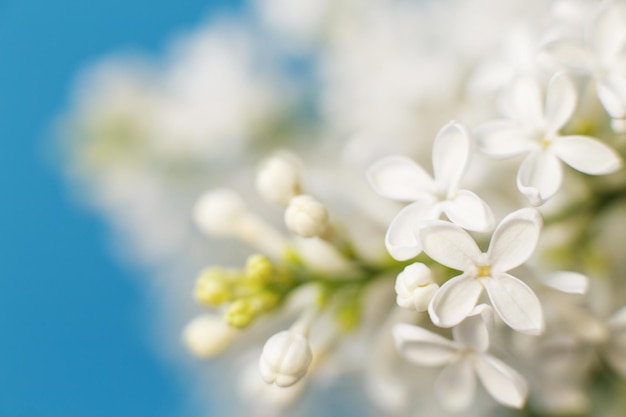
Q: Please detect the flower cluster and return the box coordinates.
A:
[59,0,626,416]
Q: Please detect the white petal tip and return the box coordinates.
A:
[387,245,423,261]
[520,186,548,206]
[519,324,545,336]
[543,271,589,295]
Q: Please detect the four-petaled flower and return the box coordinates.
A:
[421,208,544,334]
[476,72,623,205]
[394,305,528,411]
[368,121,494,261]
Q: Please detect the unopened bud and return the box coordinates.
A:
[224,291,280,328]
[245,254,273,284]
[194,189,247,236]
[224,299,255,328]
[182,314,238,357]
[194,268,233,306]
[256,153,302,206]
[395,263,439,312]
[259,330,312,387]
[285,194,329,238]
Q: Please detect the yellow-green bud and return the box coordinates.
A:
[224,299,255,328]
[245,254,273,284]
[195,268,232,306]
[223,291,281,329]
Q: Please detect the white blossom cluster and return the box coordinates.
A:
[59,0,626,416]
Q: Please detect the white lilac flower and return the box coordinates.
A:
[368,121,494,261]
[544,1,626,120]
[421,208,544,334]
[476,72,623,205]
[525,335,593,414]
[394,305,528,411]
[394,262,439,312]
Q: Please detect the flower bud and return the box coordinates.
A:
[193,188,247,236]
[245,254,274,284]
[259,330,312,387]
[224,291,280,329]
[256,153,301,206]
[182,314,238,357]
[284,194,329,238]
[395,263,439,312]
[224,299,255,328]
[194,268,233,306]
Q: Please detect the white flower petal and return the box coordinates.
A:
[605,75,626,103]
[471,304,496,337]
[543,39,593,72]
[432,121,471,192]
[474,353,528,409]
[367,156,436,201]
[385,200,437,261]
[452,311,490,353]
[551,135,623,175]
[597,76,626,119]
[517,149,563,205]
[429,273,484,328]
[487,208,542,272]
[444,190,495,233]
[392,323,459,367]
[474,121,535,158]
[591,4,626,66]
[507,76,544,129]
[435,360,476,412]
[542,271,589,294]
[544,72,577,135]
[419,221,482,270]
[484,273,544,335]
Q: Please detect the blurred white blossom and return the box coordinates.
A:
[57,0,626,416]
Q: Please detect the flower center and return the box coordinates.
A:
[540,138,551,149]
[476,265,491,278]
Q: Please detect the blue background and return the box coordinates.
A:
[0,0,240,415]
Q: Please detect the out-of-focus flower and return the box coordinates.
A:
[476,72,622,205]
[394,305,527,411]
[545,1,626,120]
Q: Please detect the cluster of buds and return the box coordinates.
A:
[183,151,399,395]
